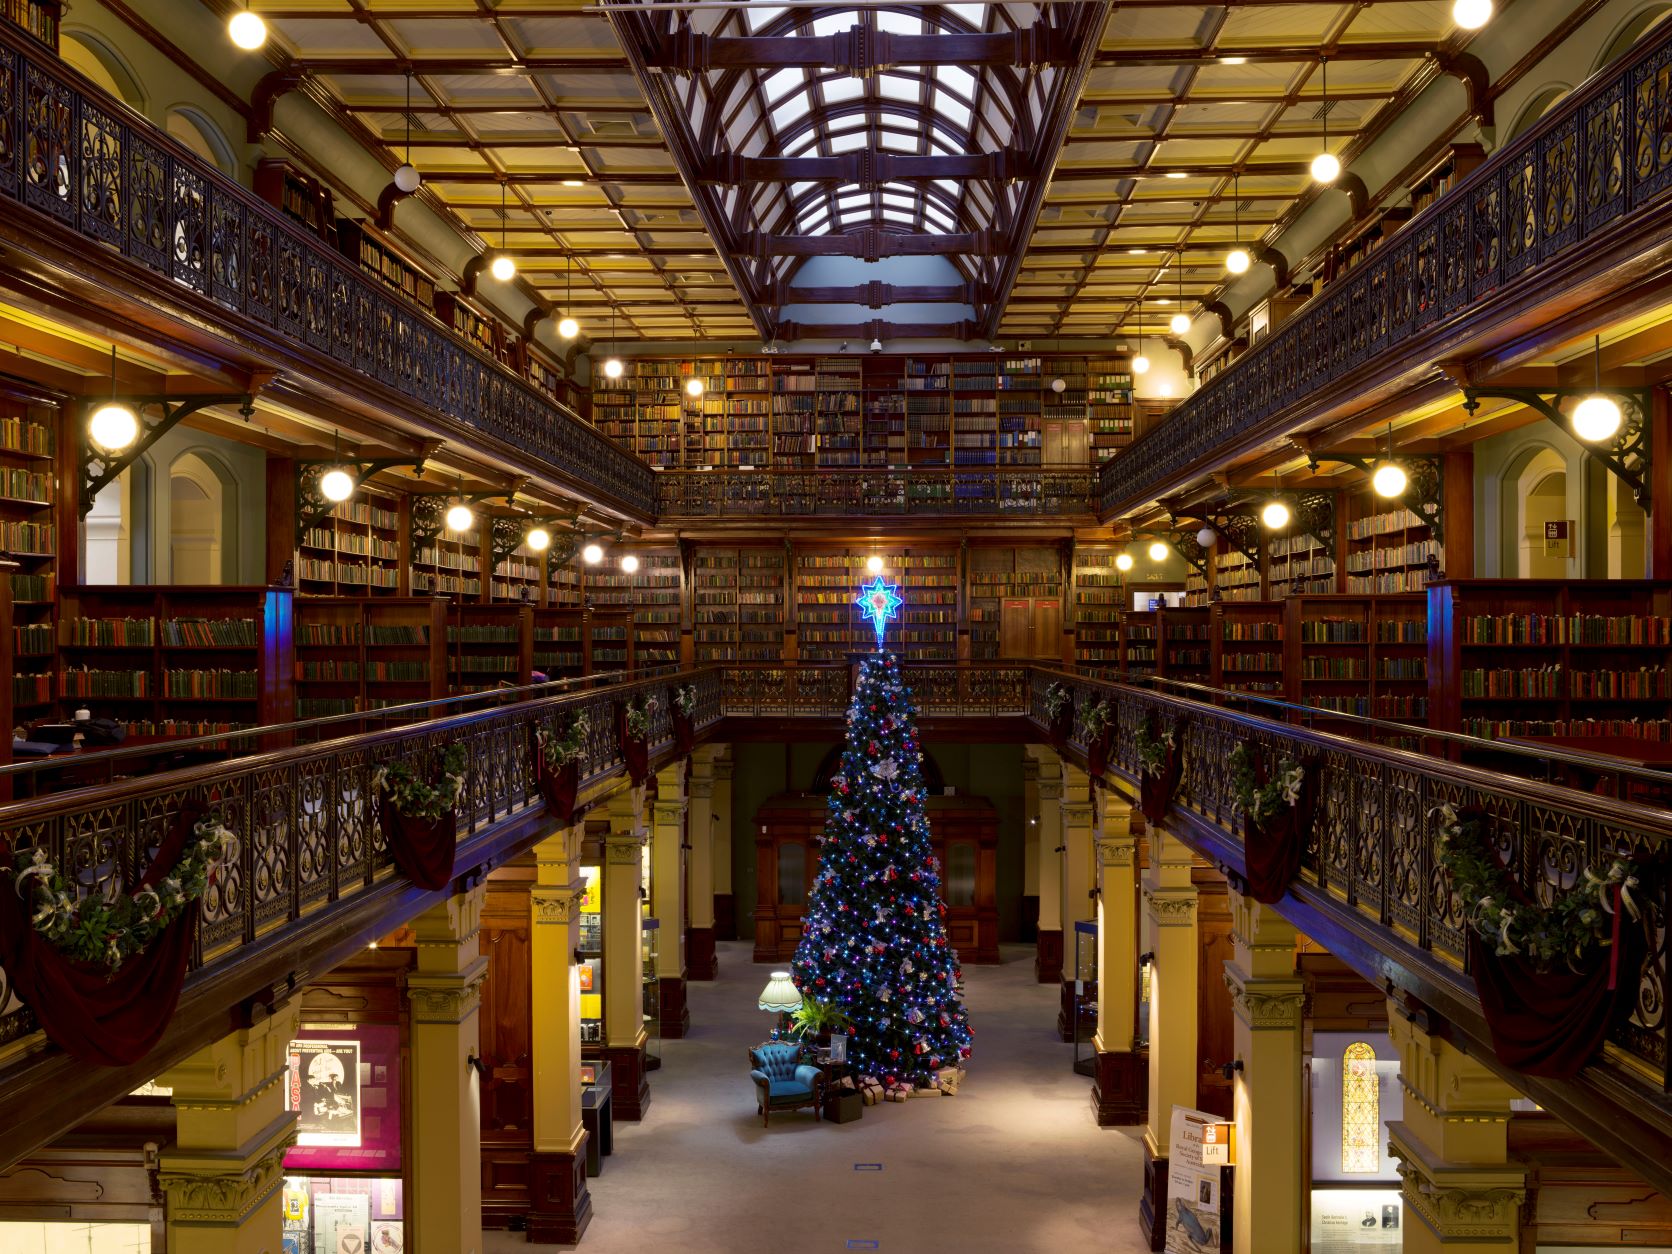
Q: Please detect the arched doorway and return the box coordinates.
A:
[168,451,234,584]
[1511,447,1568,578]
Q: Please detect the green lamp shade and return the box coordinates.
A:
[758,971,801,1013]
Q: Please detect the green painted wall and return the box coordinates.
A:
[730,739,1029,943]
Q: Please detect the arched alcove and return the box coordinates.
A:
[167,450,238,584]
[1595,5,1672,72]
[1510,446,1569,578]
[165,106,236,176]
[59,29,145,110]
[1505,85,1570,143]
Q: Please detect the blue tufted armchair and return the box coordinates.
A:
[749,1043,824,1127]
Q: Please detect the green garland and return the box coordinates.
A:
[9,811,237,970]
[536,711,590,771]
[1229,743,1304,828]
[624,693,657,740]
[376,744,467,821]
[672,683,699,719]
[1043,681,1072,725]
[1435,803,1647,972]
[1133,716,1177,779]
[1080,696,1114,743]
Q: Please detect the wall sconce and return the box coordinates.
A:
[466,1054,491,1080]
[1218,1058,1244,1080]
[1138,951,1155,969]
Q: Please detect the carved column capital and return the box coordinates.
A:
[1037,779,1063,802]
[1388,1141,1527,1243]
[653,798,688,828]
[1223,965,1306,1030]
[1144,884,1197,927]
[406,957,490,1024]
[1096,835,1138,867]
[605,831,646,863]
[158,1127,296,1225]
[689,775,715,800]
[532,882,587,927]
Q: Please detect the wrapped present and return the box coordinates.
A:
[936,1067,965,1096]
[861,1086,882,1107]
[912,1084,940,1098]
[884,1083,914,1103]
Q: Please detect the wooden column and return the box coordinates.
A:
[712,753,737,940]
[686,749,719,980]
[651,761,690,1038]
[1443,448,1475,578]
[265,456,296,584]
[1031,747,1064,984]
[1021,754,1041,940]
[1091,795,1145,1125]
[1650,386,1670,577]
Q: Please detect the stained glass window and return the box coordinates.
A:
[1341,1041,1380,1173]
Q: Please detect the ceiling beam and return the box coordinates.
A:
[647,23,1077,75]
[776,318,981,341]
[768,280,981,307]
[699,150,1033,185]
[737,228,1004,259]
[1090,41,1447,67]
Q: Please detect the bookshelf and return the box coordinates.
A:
[0,397,56,723]
[491,538,543,603]
[4,0,58,50]
[1158,606,1211,686]
[1121,610,1158,678]
[1267,531,1335,595]
[793,549,957,663]
[968,545,1061,661]
[1212,601,1285,696]
[253,160,335,244]
[599,354,1127,472]
[1214,544,1263,602]
[588,549,680,670]
[1428,580,1672,742]
[412,525,483,601]
[532,607,588,681]
[295,596,448,718]
[588,608,635,674]
[447,604,533,695]
[297,490,402,597]
[57,586,293,736]
[1344,500,1441,594]
[1282,593,1427,738]
[334,219,436,309]
[692,546,787,664]
[1072,548,1125,669]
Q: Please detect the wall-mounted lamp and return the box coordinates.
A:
[467,1054,491,1080]
[1138,951,1155,969]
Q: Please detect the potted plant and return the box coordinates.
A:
[617,693,657,785]
[1079,696,1115,777]
[1229,741,1315,904]
[669,682,698,755]
[1043,681,1074,749]
[375,744,466,890]
[791,996,862,1123]
[532,710,589,823]
[1135,713,1186,823]
[790,994,854,1048]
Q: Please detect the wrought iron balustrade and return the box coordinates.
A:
[657,468,1097,518]
[0,668,719,1051]
[1097,20,1672,518]
[1028,667,1671,1093]
[0,25,655,518]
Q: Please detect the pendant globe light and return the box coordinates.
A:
[490,181,517,281]
[1225,172,1251,275]
[557,255,580,340]
[318,431,356,504]
[1050,329,1066,393]
[88,346,139,452]
[1370,424,1408,498]
[228,2,266,49]
[394,72,421,194]
[1132,299,1150,375]
[1169,250,1191,335]
[1571,335,1623,442]
[1453,0,1493,29]
[601,304,623,380]
[1311,58,1341,184]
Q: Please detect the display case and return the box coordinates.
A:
[578,864,603,1051]
[1071,919,1098,1077]
[641,917,661,1072]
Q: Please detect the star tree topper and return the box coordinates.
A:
[855,576,903,649]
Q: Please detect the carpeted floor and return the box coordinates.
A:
[487,941,1150,1252]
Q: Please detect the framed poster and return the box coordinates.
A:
[290,1040,362,1148]
[313,1192,369,1254]
[1310,1188,1401,1252]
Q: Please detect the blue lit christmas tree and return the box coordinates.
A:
[790,579,972,1089]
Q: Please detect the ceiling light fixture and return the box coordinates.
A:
[1452,0,1493,29]
[1226,171,1251,274]
[620,554,641,574]
[1164,171,1188,180]
[866,555,884,574]
[1221,56,1248,66]
[490,181,517,281]
[228,3,266,50]
[1197,527,1217,549]
[561,179,584,188]
[1261,498,1291,530]
[686,377,705,398]
[446,500,474,532]
[1169,250,1191,335]
[88,346,139,452]
[1114,552,1135,572]
[1132,298,1150,375]
[1148,540,1169,562]
[1371,423,1407,498]
[582,542,604,565]
[525,526,551,553]
[393,72,421,194]
[319,431,356,503]
[1572,334,1623,442]
[1311,58,1341,184]
[602,302,623,379]
[557,253,579,339]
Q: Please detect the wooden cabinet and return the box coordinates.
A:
[752,792,1000,965]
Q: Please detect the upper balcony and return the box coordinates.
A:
[0,22,655,522]
[1097,18,1672,519]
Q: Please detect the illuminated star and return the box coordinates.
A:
[854,576,903,648]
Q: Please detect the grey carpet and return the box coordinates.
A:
[488,941,1149,1252]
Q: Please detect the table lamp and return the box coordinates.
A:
[758,970,801,1039]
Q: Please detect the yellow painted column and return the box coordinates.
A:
[1091,794,1143,1125]
[528,820,593,1243]
[604,786,651,1119]
[651,761,690,1036]
[1022,754,1041,906]
[1031,747,1064,983]
[1139,829,1199,1249]
[1224,889,1305,1254]
[712,752,735,939]
[1057,765,1096,1040]
[157,1001,299,1254]
[1387,1001,1527,1251]
[407,884,489,1254]
[687,749,719,978]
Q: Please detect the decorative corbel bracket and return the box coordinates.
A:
[1307,449,1445,546]
[1463,385,1652,506]
[81,394,252,517]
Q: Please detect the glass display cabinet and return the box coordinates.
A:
[641,916,661,1071]
[1071,919,1098,1077]
[578,864,603,1052]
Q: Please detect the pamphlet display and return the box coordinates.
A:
[1164,1105,1230,1254]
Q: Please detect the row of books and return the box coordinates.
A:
[1462,615,1672,644]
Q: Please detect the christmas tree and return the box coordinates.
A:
[790,651,973,1088]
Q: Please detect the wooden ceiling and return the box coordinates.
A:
[234,1,1488,346]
